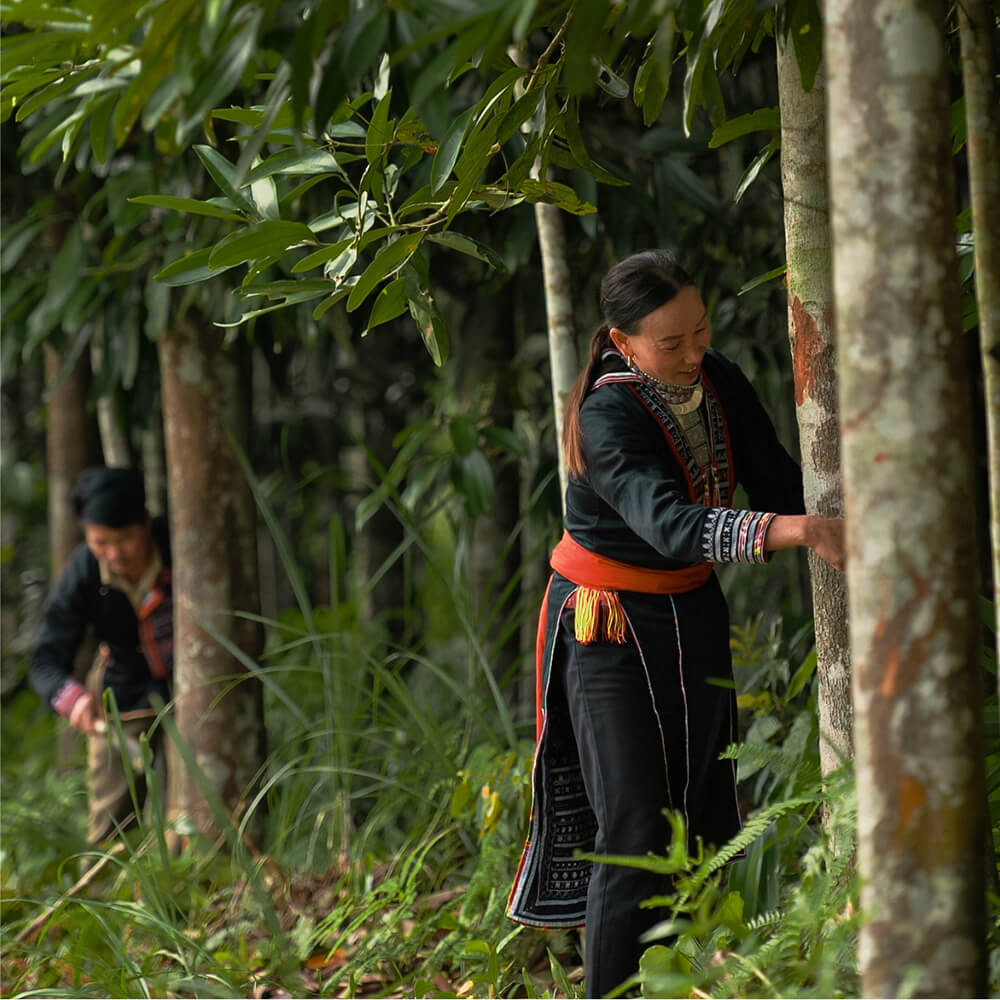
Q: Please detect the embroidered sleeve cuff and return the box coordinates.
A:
[701,509,777,564]
[52,678,88,719]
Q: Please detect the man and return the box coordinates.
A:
[30,466,172,844]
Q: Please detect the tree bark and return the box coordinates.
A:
[159,317,265,841]
[535,201,578,509]
[825,0,988,993]
[775,37,853,779]
[957,0,1000,660]
[90,320,132,467]
[43,342,103,574]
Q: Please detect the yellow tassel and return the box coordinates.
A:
[574,588,628,645]
[604,591,627,644]
[574,588,600,643]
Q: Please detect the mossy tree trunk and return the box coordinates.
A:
[776,35,853,779]
[957,0,1000,666]
[825,0,988,992]
[159,317,265,841]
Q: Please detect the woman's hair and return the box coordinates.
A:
[562,250,694,477]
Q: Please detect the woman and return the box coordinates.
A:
[507,250,844,997]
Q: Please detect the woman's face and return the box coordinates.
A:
[611,285,711,385]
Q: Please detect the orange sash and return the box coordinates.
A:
[534,533,713,737]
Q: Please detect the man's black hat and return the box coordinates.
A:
[72,467,146,528]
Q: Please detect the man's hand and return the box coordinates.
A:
[68,692,105,735]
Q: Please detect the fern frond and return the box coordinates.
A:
[704,795,817,876]
[745,908,782,931]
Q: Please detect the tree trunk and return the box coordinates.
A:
[44,342,104,574]
[775,37,853,779]
[535,202,578,509]
[825,0,988,993]
[957,0,1000,662]
[90,320,132,467]
[159,317,265,841]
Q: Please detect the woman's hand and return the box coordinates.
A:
[764,514,846,571]
[804,516,846,571]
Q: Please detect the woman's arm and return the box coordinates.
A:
[764,515,846,570]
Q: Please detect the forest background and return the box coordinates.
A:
[1,0,997,997]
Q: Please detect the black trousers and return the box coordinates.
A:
[553,580,738,998]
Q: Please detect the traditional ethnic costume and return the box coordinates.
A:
[507,347,804,996]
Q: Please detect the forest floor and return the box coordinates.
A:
[2,853,585,999]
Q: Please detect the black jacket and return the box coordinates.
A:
[565,348,805,568]
[30,516,172,714]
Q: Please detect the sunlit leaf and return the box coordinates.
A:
[364,276,407,332]
[346,233,423,312]
[709,107,780,148]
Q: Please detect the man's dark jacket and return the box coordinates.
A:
[30,516,172,714]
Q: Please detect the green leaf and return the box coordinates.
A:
[129,194,245,221]
[240,279,334,299]
[210,105,296,130]
[786,646,817,700]
[634,16,676,126]
[28,220,83,335]
[481,425,527,458]
[426,231,506,271]
[250,174,280,221]
[564,0,609,96]
[194,144,259,216]
[430,105,475,193]
[738,264,786,295]
[155,247,240,286]
[179,8,262,140]
[496,82,546,145]
[407,287,449,366]
[364,276,408,332]
[519,178,596,216]
[0,217,45,272]
[449,417,478,456]
[313,281,357,320]
[734,136,780,203]
[208,220,316,268]
[709,107,780,148]
[561,99,628,185]
[292,236,355,274]
[246,147,342,183]
[346,233,423,312]
[216,287,330,327]
[365,88,394,168]
[453,449,494,516]
[789,0,823,92]
[682,0,726,136]
[88,91,116,165]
